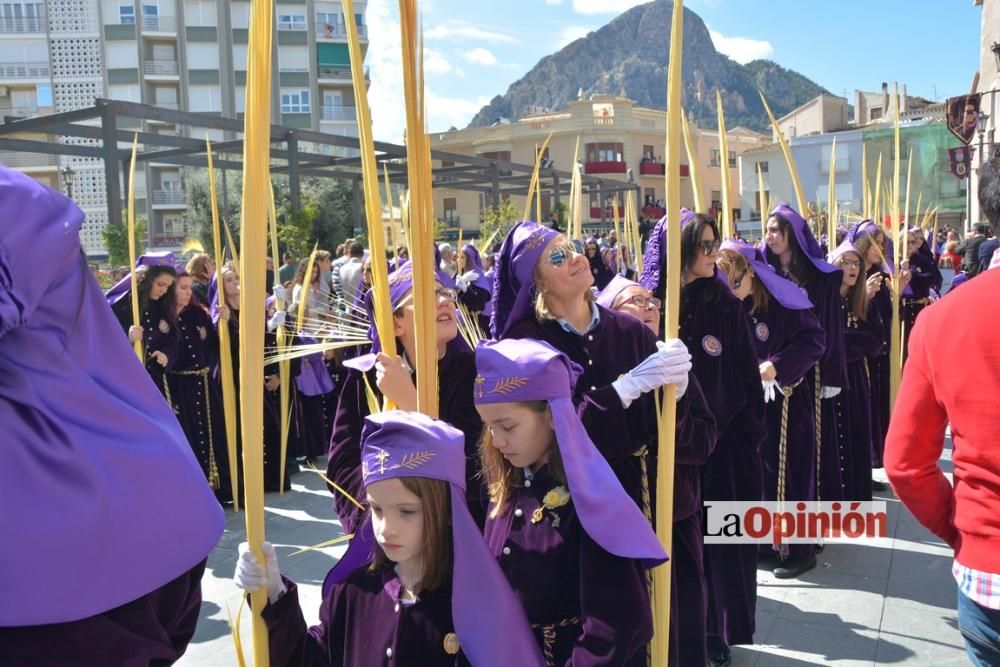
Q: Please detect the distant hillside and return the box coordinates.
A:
[468,0,828,132]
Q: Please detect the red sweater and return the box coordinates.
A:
[885,269,1000,572]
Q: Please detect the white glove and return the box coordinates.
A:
[612,339,692,407]
[267,310,286,331]
[272,284,287,303]
[234,541,286,604]
[762,379,778,403]
[820,386,842,399]
[455,271,480,293]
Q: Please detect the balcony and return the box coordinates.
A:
[141,15,177,33]
[642,206,666,219]
[143,60,179,76]
[318,64,368,82]
[0,151,58,169]
[151,189,186,207]
[589,205,625,219]
[0,16,46,33]
[584,160,627,175]
[150,233,186,247]
[0,62,50,79]
[316,23,368,40]
[320,105,357,122]
[639,161,664,176]
[0,105,52,118]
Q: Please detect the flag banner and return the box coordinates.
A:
[946,93,982,145]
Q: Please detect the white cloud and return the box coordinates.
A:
[708,28,774,64]
[424,48,453,75]
[463,47,498,66]
[426,91,492,134]
[571,0,646,15]
[424,21,519,44]
[557,25,593,48]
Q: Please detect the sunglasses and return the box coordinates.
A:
[621,294,661,310]
[545,242,578,268]
[698,239,722,256]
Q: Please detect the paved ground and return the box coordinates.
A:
[179,439,967,666]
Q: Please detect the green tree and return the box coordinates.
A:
[181,167,242,253]
[478,200,520,251]
[103,213,148,267]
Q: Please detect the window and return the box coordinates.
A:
[642,144,655,161]
[728,150,736,168]
[443,198,457,222]
[35,83,52,107]
[280,89,310,113]
[754,190,770,213]
[119,4,135,23]
[316,11,337,35]
[585,142,623,163]
[710,149,720,167]
[758,161,768,173]
[277,14,305,31]
[279,46,308,72]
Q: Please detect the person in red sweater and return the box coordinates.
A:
[885,152,1000,667]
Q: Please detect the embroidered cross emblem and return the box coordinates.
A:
[474,374,486,398]
[374,449,390,475]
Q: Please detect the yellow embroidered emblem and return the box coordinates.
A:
[531,485,571,524]
[443,632,460,655]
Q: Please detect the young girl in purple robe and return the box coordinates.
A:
[234,411,542,667]
[827,241,883,502]
[473,338,667,667]
[112,263,180,397]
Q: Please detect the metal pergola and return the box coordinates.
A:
[0,98,639,234]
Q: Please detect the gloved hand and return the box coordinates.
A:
[820,386,841,399]
[272,284,287,304]
[762,379,778,403]
[267,310,286,331]
[612,338,692,407]
[234,541,286,604]
[455,271,480,293]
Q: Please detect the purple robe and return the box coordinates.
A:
[903,248,941,354]
[836,299,883,501]
[167,305,232,501]
[112,295,180,397]
[262,568,469,666]
[747,296,826,561]
[0,561,207,666]
[326,342,486,533]
[263,327,301,492]
[866,268,892,468]
[504,308,719,665]
[588,253,615,290]
[484,464,652,666]
[680,277,768,650]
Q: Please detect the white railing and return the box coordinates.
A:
[320,106,357,122]
[0,151,58,168]
[0,62,49,78]
[143,60,178,75]
[1,106,49,117]
[316,23,367,39]
[141,14,177,32]
[0,16,45,32]
[152,189,186,206]
[317,65,351,80]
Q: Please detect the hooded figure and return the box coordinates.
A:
[0,166,223,663]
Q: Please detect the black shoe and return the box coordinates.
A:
[872,480,889,492]
[773,555,817,579]
[815,543,825,554]
[708,637,732,667]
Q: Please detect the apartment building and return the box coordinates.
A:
[429,95,766,235]
[0,0,368,255]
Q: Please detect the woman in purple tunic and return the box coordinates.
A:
[846,221,910,485]
[455,242,492,315]
[494,220,717,667]
[0,166,223,665]
[902,226,941,353]
[474,339,667,666]
[584,236,615,289]
[762,204,849,511]
[167,269,232,502]
[235,411,542,667]
[112,264,180,398]
[827,241,883,502]
[670,218,767,664]
[327,262,485,533]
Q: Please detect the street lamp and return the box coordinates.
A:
[60,164,75,199]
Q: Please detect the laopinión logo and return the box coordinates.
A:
[703,501,889,545]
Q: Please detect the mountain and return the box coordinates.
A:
[467,0,828,133]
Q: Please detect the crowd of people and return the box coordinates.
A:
[4,150,1000,666]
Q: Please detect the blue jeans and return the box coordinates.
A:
[957,585,1000,667]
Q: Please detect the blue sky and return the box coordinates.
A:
[365,0,984,142]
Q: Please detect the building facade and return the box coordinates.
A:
[0,0,368,255]
[429,95,766,235]
[971,0,998,227]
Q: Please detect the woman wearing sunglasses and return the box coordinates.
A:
[640,211,768,667]
[493,220,719,666]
